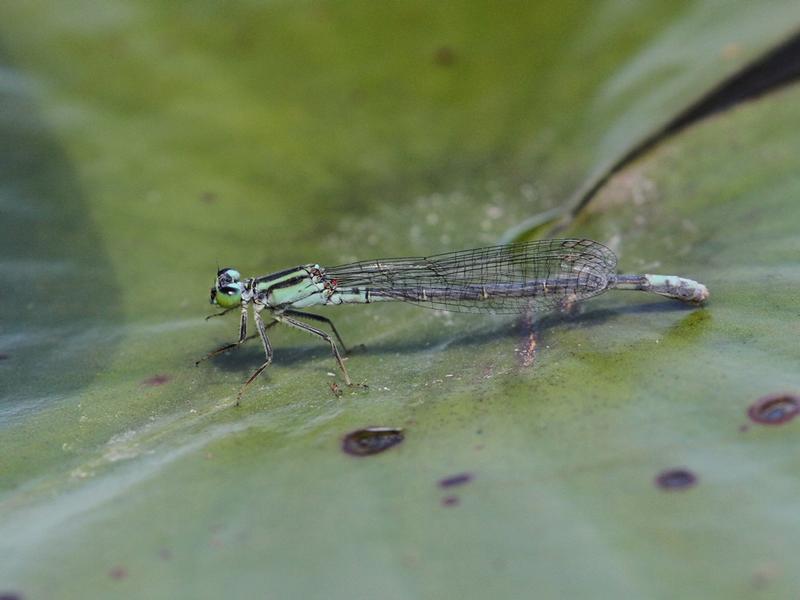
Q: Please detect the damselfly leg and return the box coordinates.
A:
[196,306,276,365]
[283,309,349,354]
[275,314,353,387]
[205,307,237,321]
[236,305,274,405]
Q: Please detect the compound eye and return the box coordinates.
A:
[214,283,243,308]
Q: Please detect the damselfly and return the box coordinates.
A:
[198,238,708,403]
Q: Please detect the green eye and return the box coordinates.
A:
[214,283,243,308]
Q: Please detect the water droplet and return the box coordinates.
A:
[341,427,404,457]
[748,393,800,425]
[655,468,697,491]
[438,472,473,488]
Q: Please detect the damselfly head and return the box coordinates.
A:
[210,267,243,309]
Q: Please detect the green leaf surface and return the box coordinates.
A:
[1,2,799,598]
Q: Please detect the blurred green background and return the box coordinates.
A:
[1,2,800,598]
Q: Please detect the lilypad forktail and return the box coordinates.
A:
[197,238,708,403]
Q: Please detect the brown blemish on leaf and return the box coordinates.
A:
[655,468,697,491]
[109,566,127,580]
[748,393,800,425]
[142,374,170,386]
[433,46,456,67]
[342,427,404,457]
[438,472,473,488]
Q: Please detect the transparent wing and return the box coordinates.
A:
[326,238,618,314]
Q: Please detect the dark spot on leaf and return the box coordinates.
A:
[200,191,217,203]
[739,424,750,433]
[441,495,459,507]
[0,593,23,600]
[142,374,170,386]
[159,548,172,561]
[748,393,800,425]
[342,427,404,457]
[655,468,697,491]
[433,46,456,67]
[438,472,473,488]
[109,566,127,580]
[0,353,9,361]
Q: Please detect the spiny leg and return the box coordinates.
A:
[237,305,274,405]
[196,304,275,365]
[196,333,264,366]
[284,309,350,354]
[197,305,250,365]
[205,307,236,321]
[276,314,354,386]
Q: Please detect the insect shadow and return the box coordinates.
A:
[204,298,704,374]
